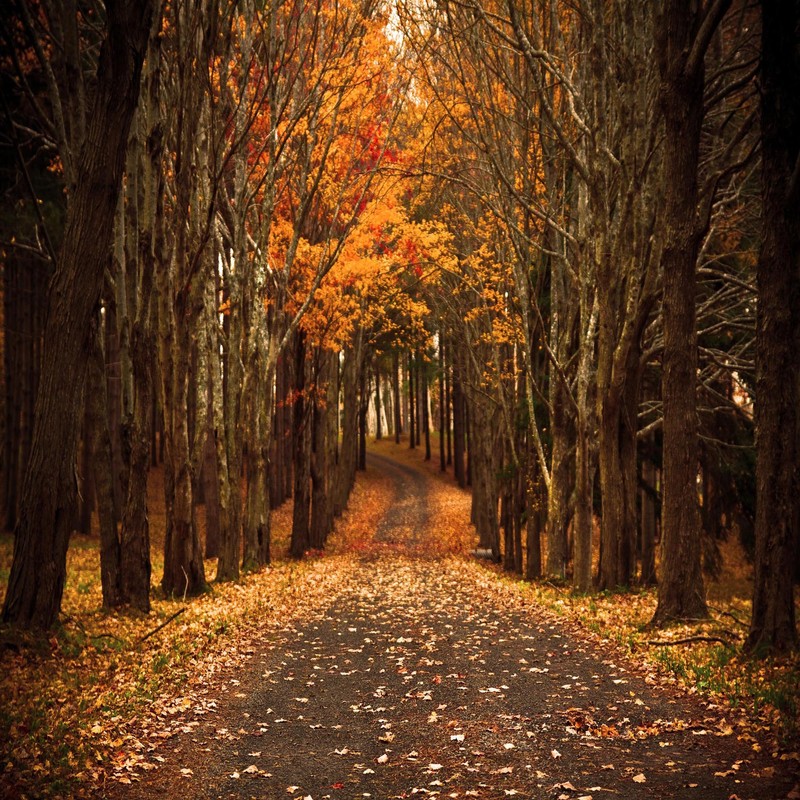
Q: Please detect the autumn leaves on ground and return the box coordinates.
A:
[1,441,798,800]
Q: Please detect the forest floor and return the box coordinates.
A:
[1,441,799,799]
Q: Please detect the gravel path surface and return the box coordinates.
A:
[102,454,797,800]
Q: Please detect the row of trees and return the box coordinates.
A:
[0,0,797,653]
[391,0,797,651]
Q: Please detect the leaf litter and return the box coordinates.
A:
[1,442,798,799]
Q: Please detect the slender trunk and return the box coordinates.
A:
[452,358,466,488]
[393,351,402,442]
[439,336,446,472]
[640,443,658,586]
[290,332,311,557]
[358,364,368,471]
[421,350,431,461]
[120,288,155,613]
[310,349,335,549]
[374,358,382,440]
[88,314,123,608]
[546,401,572,580]
[408,351,415,450]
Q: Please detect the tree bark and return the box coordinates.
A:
[88,312,123,609]
[651,0,728,625]
[290,332,311,557]
[745,0,799,655]
[1,0,156,629]
[393,350,402,443]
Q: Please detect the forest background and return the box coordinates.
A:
[0,0,798,792]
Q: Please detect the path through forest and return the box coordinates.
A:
[107,454,796,800]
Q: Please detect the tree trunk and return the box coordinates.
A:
[651,0,723,626]
[290,332,311,557]
[393,350,402,443]
[421,350,431,461]
[358,362,368,471]
[1,0,155,629]
[452,357,466,488]
[310,349,336,549]
[120,287,156,613]
[640,446,658,586]
[745,0,799,655]
[545,388,572,579]
[88,313,123,608]
[408,350,415,450]
[374,358,382,440]
[439,336,446,472]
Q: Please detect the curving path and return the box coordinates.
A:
[104,454,797,800]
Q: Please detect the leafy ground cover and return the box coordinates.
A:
[0,438,798,798]
[373,437,800,752]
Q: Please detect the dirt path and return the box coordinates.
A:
[103,455,797,800]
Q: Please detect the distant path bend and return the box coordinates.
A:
[367,451,430,549]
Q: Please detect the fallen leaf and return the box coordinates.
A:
[632,773,646,783]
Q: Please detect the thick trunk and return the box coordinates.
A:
[1,0,155,629]
[746,0,799,654]
[651,0,719,625]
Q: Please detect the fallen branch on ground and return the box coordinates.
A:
[137,608,186,644]
[648,635,736,648]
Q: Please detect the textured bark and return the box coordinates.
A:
[1,0,156,629]
[408,351,416,449]
[120,288,156,613]
[335,335,362,516]
[421,350,431,461]
[310,349,336,549]
[88,314,123,609]
[358,366,368,471]
[452,355,466,489]
[290,333,311,558]
[374,359,382,440]
[242,358,271,570]
[651,0,727,625]
[439,337,446,472]
[545,389,572,580]
[393,351,402,444]
[640,448,658,586]
[745,0,799,654]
